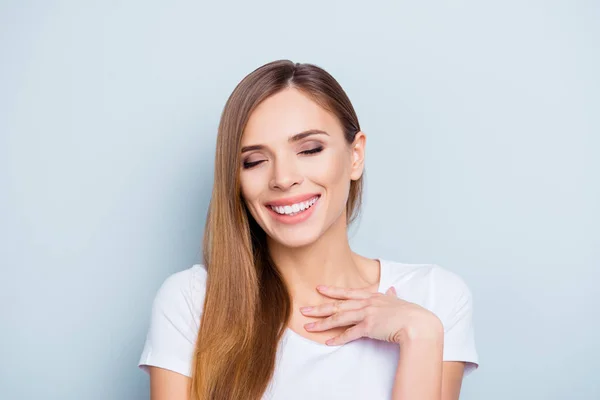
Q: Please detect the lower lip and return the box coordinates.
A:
[266,196,321,225]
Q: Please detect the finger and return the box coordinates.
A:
[305,309,366,332]
[326,324,366,346]
[300,299,366,317]
[316,285,373,300]
[386,286,397,296]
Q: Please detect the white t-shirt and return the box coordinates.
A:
[138,259,479,399]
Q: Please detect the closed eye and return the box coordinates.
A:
[242,146,324,169]
[299,146,324,155]
[243,160,265,169]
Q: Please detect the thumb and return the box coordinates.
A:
[385,286,397,296]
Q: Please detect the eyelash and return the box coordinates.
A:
[242,146,324,169]
[300,146,324,155]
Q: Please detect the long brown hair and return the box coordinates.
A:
[190,60,364,399]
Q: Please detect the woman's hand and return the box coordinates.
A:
[300,285,443,346]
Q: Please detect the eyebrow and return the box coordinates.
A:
[241,129,329,153]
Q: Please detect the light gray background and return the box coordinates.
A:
[1,1,598,399]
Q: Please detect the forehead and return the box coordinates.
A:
[242,87,341,143]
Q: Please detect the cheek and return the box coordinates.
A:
[239,176,260,206]
[308,150,351,185]
[240,172,271,219]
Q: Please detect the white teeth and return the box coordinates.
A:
[269,196,319,215]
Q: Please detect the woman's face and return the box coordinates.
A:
[239,87,365,248]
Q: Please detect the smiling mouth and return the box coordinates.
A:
[267,195,320,217]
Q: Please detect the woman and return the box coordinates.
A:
[138,60,479,400]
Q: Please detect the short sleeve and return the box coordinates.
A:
[431,266,479,376]
[138,265,206,377]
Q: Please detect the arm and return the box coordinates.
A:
[391,320,466,400]
[149,366,191,400]
[299,275,477,399]
[441,362,466,400]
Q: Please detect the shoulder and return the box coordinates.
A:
[151,264,208,323]
[380,259,473,319]
[154,264,207,304]
[138,264,208,377]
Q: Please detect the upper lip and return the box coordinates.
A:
[265,193,321,207]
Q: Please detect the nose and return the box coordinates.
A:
[269,156,303,191]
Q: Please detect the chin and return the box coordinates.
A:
[267,228,323,249]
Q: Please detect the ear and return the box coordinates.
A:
[350,131,366,181]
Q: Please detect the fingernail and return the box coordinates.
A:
[305,322,315,329]
[300,306,313,312]
[316,285,328,291]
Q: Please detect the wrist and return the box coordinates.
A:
[396,314,444,345]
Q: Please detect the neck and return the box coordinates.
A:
[267,215,379,305]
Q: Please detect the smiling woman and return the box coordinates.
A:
[138,60,479,400]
